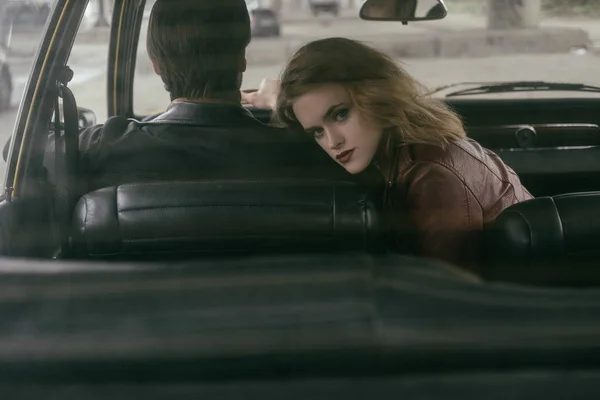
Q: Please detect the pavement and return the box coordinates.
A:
[3,7,598,108]
[9,8,594,63]
[133,10,591,71]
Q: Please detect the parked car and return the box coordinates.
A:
[6,0,51,26]
[248,5,281,37]
[0,48,12,111]
[0,2,15,110]
[309,0,340,16]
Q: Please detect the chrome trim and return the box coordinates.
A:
[498,146,596,152]
[470,123,600,130]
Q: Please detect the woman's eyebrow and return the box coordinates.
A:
[304,103,345,132]
[322,103,345,121]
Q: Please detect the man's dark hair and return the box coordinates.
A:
[147,0,251,100]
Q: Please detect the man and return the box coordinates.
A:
[361,0,414,19]
[5,0,344,194]
[361,0,444,20]
[361,0,399,19]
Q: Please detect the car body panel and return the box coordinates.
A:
[248,6,281,37]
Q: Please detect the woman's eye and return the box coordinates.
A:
[312,128,324,139]
[334,108,349,122]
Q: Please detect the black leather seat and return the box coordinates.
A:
[482,192,600,286]
[70,180,384,259]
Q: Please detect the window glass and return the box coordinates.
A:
[0,0,54,179]
[133,0,600,117]
[67,0,111,123]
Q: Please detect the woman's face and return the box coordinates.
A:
[292,84,383,175]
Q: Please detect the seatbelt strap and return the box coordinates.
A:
[61,78,80,205]
[52,66,77,256]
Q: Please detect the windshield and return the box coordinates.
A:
[130,0,600,113]
[2,1,597,129]
[0,1,596,180]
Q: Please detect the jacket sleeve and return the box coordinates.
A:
[44,123,105,161]
[5,116,127,195]
[2,124,106,163]
[3,114,129,163]
[403,161,484,270]
[41,124,105,194]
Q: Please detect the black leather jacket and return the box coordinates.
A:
[7,101,348,195]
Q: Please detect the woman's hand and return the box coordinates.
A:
[241,78,280,111]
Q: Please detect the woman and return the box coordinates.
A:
[242,37,533,271]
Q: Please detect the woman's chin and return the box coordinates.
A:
[342,162,369,175]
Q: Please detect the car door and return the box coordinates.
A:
[0,190,56,257]
[0,0,89,258]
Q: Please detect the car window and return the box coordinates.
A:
[133,1,169,117]
[0,0,54,180]
[67,1,110,123]
[0,1,111,180]
[132,0,600,115]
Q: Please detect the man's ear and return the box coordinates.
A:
[150,58,160,75]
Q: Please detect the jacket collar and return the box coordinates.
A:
[375,131,408,187]
[141,101,264,128]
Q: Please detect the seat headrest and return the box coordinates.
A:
[553,192,600,255]
[482,192,600,285]
[483,197,564,267]
[71,180,384,258]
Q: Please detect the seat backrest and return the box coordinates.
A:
[70,180,384,259]
[482,192,600,285]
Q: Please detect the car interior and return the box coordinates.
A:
[2,0,600,395]
[0,0,599,288]
[249,95,600,285]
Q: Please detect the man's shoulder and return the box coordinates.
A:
[80,110,316,156]
[79,115,134,152]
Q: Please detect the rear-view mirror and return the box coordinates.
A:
[360,0,448,22]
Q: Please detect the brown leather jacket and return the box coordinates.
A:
[384,138,533,272]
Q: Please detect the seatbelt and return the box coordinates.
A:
[52,66,78,256]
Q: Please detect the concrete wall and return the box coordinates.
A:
[487,0,542,29]
[263,0,361,11]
